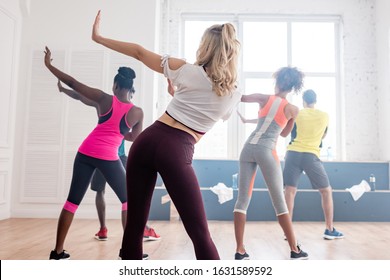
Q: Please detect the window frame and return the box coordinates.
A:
[180,13,343,160]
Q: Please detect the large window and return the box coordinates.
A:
[182,15,341,160]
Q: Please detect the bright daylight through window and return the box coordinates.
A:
[183,17,340,160]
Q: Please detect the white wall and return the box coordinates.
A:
[0,0,23,219]
[376,0,390,160]
[10,0,161,219]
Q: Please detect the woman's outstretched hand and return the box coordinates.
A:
[44,46,53,67]
[92,10,102,43]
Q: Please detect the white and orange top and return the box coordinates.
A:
[246,95,288,149]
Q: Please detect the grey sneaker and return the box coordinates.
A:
[235,252,250,260]
[290,245,308,260]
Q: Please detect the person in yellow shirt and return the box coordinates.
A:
[283,89,344,240]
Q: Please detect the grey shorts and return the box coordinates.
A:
[283,151,329,189]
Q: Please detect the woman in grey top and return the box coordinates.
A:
[92,10,241,259]
[234,67,309,260]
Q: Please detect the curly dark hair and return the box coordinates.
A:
[273,66,304,93]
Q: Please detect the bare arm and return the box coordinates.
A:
[44,47,109,105]
[124,122,142,142]
[241,93,269,108]
[280,118,295,137]
[57,80,97,107]
[237,110,258,124]
[92,11,185,73]
[124,107,144,142]
[280,105,299,137]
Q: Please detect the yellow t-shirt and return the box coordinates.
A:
[287,108,328,157]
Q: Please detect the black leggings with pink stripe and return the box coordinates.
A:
[121,121,219,260]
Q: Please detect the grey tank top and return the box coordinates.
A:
[246,97,287,149]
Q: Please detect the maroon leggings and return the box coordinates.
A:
[121,121,220,260]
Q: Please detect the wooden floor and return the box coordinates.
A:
[1,218,390,260]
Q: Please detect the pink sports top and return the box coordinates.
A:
[78,96,134,160]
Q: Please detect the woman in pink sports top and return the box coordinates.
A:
[44,47,143,260]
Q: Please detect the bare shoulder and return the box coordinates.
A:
[241,93,269,106]
[291,103,299,114]
[128,105,143,118]
[258,94,270,107]
[167,57,187,70]
[289,103,299,118]
[286,103,299,119]
[125,106,143,129]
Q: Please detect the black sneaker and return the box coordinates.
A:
[290,245,308,260]
[235,252,250,260]
[118,249,149,260]
[49,250,70,260]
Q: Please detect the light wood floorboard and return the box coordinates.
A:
[1,218,390,260]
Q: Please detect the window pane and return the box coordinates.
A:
[243,22,287,72]
[194,120,228,159]
[291,77,337,159]
[184,21,229,159]
[291,22,335,72]
[184,21,226,63]
[182,17,340,160]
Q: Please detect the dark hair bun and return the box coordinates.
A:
[118,67,136,80]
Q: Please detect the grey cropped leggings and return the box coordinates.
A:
[234,143,289,216]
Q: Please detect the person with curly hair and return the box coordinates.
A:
[234,66,309,260]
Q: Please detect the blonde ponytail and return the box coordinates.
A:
[195,23,240,96]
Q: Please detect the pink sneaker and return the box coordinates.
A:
[94,227,108,241]
[143,227,161,241]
